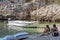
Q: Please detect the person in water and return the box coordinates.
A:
[51,24,59,37]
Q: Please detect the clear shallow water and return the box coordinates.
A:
[0,21,60,38]
[1,21,58,38]
[0,21,39,37]
[0,21,60,40]
[0,21,15,37]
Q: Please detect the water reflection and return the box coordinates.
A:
[4,21,7,29]
[0,21,42,37]
[0,21,14,37]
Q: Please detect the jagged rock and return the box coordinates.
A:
[1,0,60,22]
[31,4,60,21]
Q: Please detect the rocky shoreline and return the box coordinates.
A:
[25,34,60,40]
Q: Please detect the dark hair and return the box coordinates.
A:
[46,25,50,31]
[46,25,49,28]
[53,24,56,28]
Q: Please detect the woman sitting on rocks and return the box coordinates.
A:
[41,25,50,36]
[44,25,50,34]
[51,24,59,37]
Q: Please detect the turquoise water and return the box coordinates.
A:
[0,21,15,37]
[0,21,7,37]
[1,21,57,37]
[0,21,38,37]
[0,21,54,37]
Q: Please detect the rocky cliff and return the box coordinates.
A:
[0,0,60,21]
[31,4,60,22]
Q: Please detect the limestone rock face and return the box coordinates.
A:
[0,0,47,15]
[31,4,60,21]
[1,0,60,21]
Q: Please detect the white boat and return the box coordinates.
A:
[7,20,38,27]
[7,20,39,31]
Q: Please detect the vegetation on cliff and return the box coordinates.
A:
[0,0,60,22]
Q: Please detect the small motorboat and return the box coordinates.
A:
[7,20,38,27]
[7,20,39,31]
